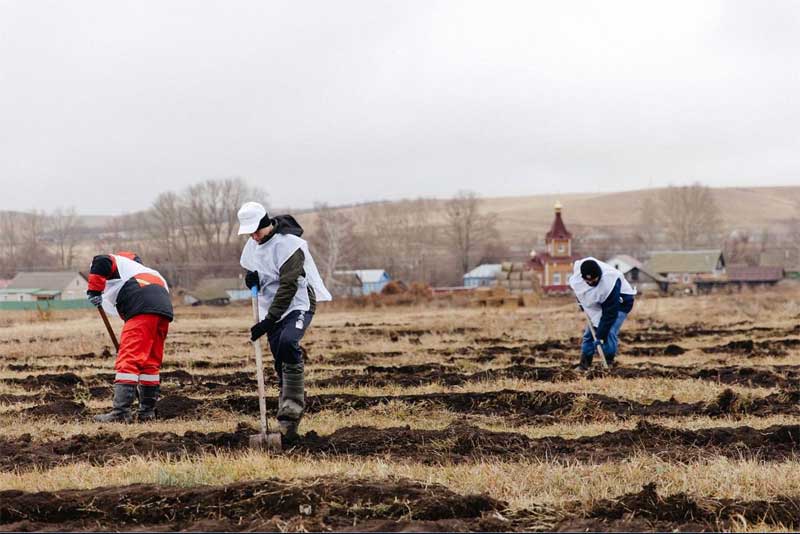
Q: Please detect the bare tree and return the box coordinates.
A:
[357,198,438,282]
[723,229,761,266]
[652,183,722,249]
[443,190,497,278]
[145,191,196,286]
[49,207,81,269]
[17,210,57,270]
[307,204,357,293]
[0,212,20,275]
[636,195,659,249]
[186,178,267,264]
[792,201,800,251]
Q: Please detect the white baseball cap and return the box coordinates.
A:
[237,201,268,235]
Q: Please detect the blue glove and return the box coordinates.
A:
[87,293,102,308]
[595,339,604,348]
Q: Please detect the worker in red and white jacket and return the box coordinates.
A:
[86,251,173,423]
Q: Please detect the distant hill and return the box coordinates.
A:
[297,186,800,246]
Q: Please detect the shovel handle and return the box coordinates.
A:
[578,301,609,370]
[251,286,270,437]
[97,306,119,352]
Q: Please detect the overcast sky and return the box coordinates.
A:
[1,1,798,214]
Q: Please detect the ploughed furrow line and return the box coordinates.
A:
[0,477,520,532]
[5,359,800,401]
[554,482,800,532]
[1,477,800,532]
[159,387,800,422]
[8,387,800,423]
[2,420,800,472]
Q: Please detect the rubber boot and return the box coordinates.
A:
[94,383,136,423]
[277,361,305,442]
[137,385,160,421]
[574,354,592,372]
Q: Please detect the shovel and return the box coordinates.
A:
[578,303,609,370]
[98,306,119,352]
[97,305,141,403]
[248,286,282,451]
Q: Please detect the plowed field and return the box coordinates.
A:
[2,287,800,531]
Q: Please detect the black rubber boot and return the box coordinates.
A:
[94,383,136,423]
[277,361,305,441]
[137,385,160,421]
[574,354,592,372]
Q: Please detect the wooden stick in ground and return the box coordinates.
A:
[251,287,271,438]
[97,306,119,352]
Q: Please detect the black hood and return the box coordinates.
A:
[271,214,304,237]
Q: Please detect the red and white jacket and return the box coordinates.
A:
[87,253,173,322]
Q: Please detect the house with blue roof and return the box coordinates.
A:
[463,264,502,288]
[334,269,391,295]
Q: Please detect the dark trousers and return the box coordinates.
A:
[266,310,312,384]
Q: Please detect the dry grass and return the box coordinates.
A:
[2,452,799,516]
[2,287,800,530]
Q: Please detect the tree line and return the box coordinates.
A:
[1,180,798,288]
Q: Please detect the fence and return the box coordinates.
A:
[0,300,95,311]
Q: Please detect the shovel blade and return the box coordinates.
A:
[249,432,283,451]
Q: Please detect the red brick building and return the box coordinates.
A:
[529,202,579,293]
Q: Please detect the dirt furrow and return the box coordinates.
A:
[2,420,799,473]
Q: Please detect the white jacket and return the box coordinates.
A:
[569,257,636,326]
[240,233,332,321]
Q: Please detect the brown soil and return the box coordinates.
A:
[1,476,798,532]
[13,373,84,391]
[556,482,800,531]
[626,344,687,357]
[220,386,800,423]
[702,337,800,357]
[0,477,510,532]
[292,420,800,464]
[2,419,800,473]
[0,424,252,472]
[23,400,87,417]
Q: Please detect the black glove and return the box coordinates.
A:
[87,291,103,308]
[245,271,260,290]
[251,317,277,341]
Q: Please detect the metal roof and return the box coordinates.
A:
[463,264,502,279]
[186,277,243,301]
[7,272,86,292]
[336,269,389,284]
[645,250,724,274]
[726,266,784,283]
[607,255,643,273]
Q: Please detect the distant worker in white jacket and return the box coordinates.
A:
[569,257,637,371]
[237,201,332,440]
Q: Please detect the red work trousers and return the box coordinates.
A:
[114,313,170,386]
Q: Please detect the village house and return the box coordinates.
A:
[759,248,800,279]
[463,264,502,288]
[528,202,578,293]
[0,271,88,302]
[645,250,726,290]
[333,269,391,295]
[607,254,670,293]
[182,277,248,306]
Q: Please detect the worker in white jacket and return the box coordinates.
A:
[237,201,332,440]
[569,257,636,370]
